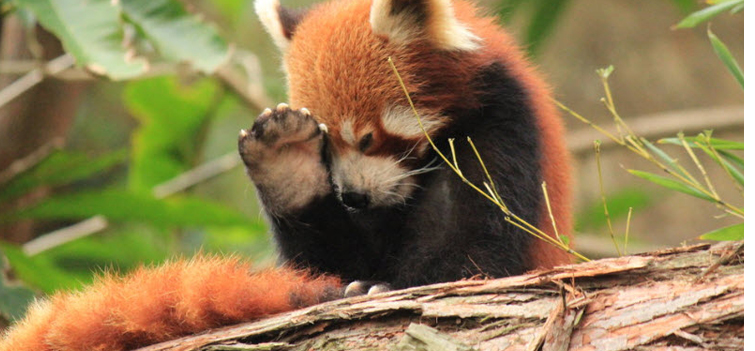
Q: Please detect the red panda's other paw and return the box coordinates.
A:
[343,281,392,297]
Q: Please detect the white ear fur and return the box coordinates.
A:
[255,0,291,51]
[370,0,481,51]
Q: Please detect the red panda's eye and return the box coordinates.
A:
[358,133,373,152]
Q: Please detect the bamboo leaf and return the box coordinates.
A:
[675,0,743,28]
[0,150,127,202]
[0,190,262,229]
[719,150,744,168]
[627,170,716,203]
[671,0,697,14]
[0,251,36,321]
[12,0,147,79]
[695,142,744,186]
[708,29,744,88]
[640,138,696,183]
[699,223,744,241]
[524,0,571,56]
[658,136,743,150]
[0,244,82,293]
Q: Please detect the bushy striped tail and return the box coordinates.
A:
[0,256,342,351]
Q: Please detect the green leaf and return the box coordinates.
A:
[719,150,744,168]
[1,243,82,293]
[670,0,697,13]
[121,0,229,73]
[658,136,743,150]
[699,223,744,241]
[575,188,654,231]
[124,76,220,191]
[12,0,147,79]
[674,0,743,28]
[708,29,744,88]
[627,169,717,203]
[525,0,571,56]
[0,149,127,202]
[695,142,744,186]
[640,138,697,184]
[496,0,528,24]
[0,251,36,321]
[1,190,261,229]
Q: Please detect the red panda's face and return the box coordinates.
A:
[323,110,439,209]
[255,0,483,208]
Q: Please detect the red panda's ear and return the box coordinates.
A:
[370,0,480,51]
[255,0,308,51]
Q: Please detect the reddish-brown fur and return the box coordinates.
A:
[1,1,571,349]
[286,0,572,268]
[0,257,341,351]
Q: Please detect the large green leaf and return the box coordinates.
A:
[699,223,744,241]
[674,0,743,28]
[1,190,262,229]
[121,0,229,73]
[627,170,716,203]
[0,150,127,202]
[708,29,744,89]
[13,0,147,79]
[124,76,220,191]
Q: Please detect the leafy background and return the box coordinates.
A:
[0,0,744,324]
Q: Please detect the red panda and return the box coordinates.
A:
[0,0,572,349]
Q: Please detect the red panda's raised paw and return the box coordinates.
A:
[238,104,332,214]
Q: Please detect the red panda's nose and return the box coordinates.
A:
[341,191,370,209]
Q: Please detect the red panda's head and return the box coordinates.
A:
[256,0,487,209]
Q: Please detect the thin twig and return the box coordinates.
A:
[594,141,621,256]
[152,152,241,198]
[23,216,109,256]
[215,50,274,111]
[22,151,243,256]
[0,54,75,111]
[0,138,65,185]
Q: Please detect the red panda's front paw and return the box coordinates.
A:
[250,103,322,148]
[239,103,331,214]
[239,103,325,167]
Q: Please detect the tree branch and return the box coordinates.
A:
[137,241,743,351]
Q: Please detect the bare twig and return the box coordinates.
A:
[567,106,743,156]
[215,50,274,111]
[22,151,243,256]
[0,54,74,112]
[152,152,241,198]
[0,137,64,185]
[23,216,108,256]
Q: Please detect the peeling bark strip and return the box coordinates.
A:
[138,241,744,351]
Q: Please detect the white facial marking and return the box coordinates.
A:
[381,106,444,138]
[340,120,356,145]
[332,151,415,207]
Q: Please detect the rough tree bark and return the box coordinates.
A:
[136,241,743,351]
